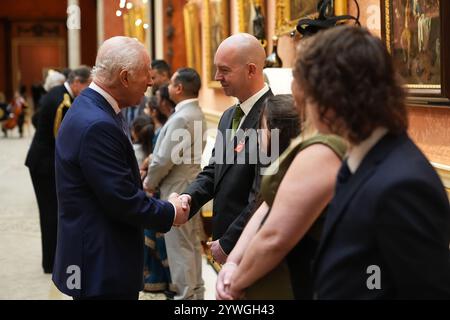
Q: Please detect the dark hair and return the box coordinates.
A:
[61,68,72,79]
[147,95,167,125]
[68,65,91,84]
[260,94,301,155]
[151,59,171,76]
[293,26,407,144]
[132,115,154,156]
[158,84,176,110]
[173,67,202,97]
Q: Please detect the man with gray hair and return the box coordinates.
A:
[25,65,91,275]
[52,36,189,300]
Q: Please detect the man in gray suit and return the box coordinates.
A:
[144,68,206,300]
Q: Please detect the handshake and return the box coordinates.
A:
[167,193,192,226]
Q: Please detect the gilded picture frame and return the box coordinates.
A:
[275,0,317,36]
[184,1,202,74]
[237,0,267,46]
[203,0,230,88]
[381,0,450,104]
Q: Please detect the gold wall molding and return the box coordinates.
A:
[203,108,222,127]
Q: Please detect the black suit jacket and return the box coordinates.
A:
[185,89,273,254]
[313,132,450,299]
[25,84,72,174]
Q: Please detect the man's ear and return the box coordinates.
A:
[247,63,257,79]
[175,83,183,95]
[119,69,129,87]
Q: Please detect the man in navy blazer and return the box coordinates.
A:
[52,37,189,300]
[292,26,450,299]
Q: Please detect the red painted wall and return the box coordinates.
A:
[0,0,67,20]
[163,0,187,72]
[18,43,63,95]
[0,0,97,99]
[0,23,5,99]
[80,0,97,67]
[103,0,124,41]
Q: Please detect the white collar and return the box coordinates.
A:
[175,98,198,113]
[64,82,74,99]
[238,83,269,116]
[89,81,121,114]
[347,127,389,174]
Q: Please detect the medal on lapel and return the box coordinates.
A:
[234,129,247,153]
[235,140,245,153]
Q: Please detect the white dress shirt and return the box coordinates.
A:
[347,127,389,174]
[236,83,269,130]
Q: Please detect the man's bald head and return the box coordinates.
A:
[93,36,149,87]
[214,33,267,102]
[216,33,266,70]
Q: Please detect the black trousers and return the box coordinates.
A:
[29,169,58,273]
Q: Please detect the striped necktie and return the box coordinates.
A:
[117,112,132,142]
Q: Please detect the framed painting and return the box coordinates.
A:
[203,0,230,88]
[381,0,450,104]
[184,1,202,74]
[275,0,318,36]
[237,0,267,47]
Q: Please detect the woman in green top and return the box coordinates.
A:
[216,41,347,300]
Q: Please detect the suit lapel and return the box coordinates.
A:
[315,133,406,260]
[82,88,142,186]
[215,90,273,188]
[62,86,74,103]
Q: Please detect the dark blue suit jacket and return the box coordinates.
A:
[314,132,450,299]
[52,88,175,298]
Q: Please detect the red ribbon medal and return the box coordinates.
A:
[235,139,245,153]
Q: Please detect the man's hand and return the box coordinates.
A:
[168,192,189,226]
[142,177,155,194]
[216,262,237,300]
[228,274,245,300]
[178,194,191,211]
[140,155,151,180]
[208,239,227,264]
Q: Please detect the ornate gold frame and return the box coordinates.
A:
[203,0,229,88]
[237,0,267,47]
[122,2,149,45]
[275,0,318,36]
[237,0,265,32]
[381,0,450,103]
[184,1,202,74]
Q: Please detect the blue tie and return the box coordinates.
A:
[118,112,132,142]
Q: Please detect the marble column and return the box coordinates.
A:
[96,0,104,48]
[67,0,81,68]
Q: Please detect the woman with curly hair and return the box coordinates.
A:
[297,26,450,299]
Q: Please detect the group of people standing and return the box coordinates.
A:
[26,23,450,300]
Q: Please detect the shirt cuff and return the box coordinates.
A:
[171,202,177,225]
